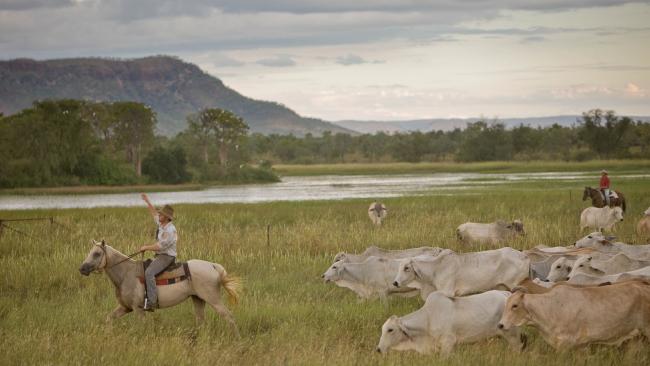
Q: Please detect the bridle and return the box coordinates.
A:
[90,243,142,273]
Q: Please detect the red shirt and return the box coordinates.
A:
[600,175,610,189]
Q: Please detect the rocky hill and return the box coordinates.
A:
[0,56,354,136]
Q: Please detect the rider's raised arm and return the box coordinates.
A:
[141,193,158,219]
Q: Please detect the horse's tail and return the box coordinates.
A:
[213,264,242,306]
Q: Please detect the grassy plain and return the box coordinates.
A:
[1,173,649,365]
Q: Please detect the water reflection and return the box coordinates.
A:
[0,172,645,210]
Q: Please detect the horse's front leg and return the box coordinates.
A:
[106,305,132,323]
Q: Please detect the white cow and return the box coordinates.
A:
[368,202,388,226]
[579,206,624,232]
[376,290,525,355]
[333,246,445,264]
[322,256,419,301]
[567,267,650,286]
[575,232,650,260]
[393,248,530,299]
[456,220,524,245]
[568,253,650,278]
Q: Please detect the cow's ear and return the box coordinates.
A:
[397,319,412,339]
[598,239,612,245]
[605,236,616,241]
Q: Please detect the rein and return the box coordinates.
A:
[95,244,143,271]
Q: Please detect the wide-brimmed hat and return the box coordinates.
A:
[601,169,608,174]
[157,204,174,220]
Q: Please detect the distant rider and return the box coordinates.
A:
[599,170,611,206]
[139,193,177,311]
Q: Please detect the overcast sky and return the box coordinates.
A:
[1,0,649,121]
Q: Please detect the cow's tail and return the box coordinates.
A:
[213,264,242,306]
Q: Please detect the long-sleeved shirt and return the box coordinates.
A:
[154,214,177,257]
[600,175,610,189]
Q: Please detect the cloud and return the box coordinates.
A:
[624,82,647,97]
[255,55,296,67]
[520,35,545,43]
[335,53,383,66]
[0,0,73,11]
[211,53,245,67]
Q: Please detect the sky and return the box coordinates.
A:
[1,0,650,121]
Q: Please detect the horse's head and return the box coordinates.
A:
[79,239,108,276]
[582,187,591,201]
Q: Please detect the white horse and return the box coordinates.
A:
[79,240,241,336]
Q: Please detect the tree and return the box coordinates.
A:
[142,146,191,184]
[112,102,156,177]
[190,108,249,169]
[578,109,632,158]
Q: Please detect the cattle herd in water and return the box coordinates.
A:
[323,202,650,354]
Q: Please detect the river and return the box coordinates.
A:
[0,171,644,210]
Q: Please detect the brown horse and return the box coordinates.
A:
[582,186,626,212]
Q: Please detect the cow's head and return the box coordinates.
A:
[393,259,417,288]
[322,261,346,283]
[498,289,529,331]
[611,206,624,222]
[376,315,411,354]
[546,257,572,282]
[333,252,347,263]
[574,232,612,248]
[568,255,605,279]
[512,220,525,235]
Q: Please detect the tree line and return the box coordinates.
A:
[248,110,650,164]
[1,100,648,188]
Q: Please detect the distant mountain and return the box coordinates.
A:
[335,115,650,134]
[0,56,355,136]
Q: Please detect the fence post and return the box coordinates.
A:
[267,224,271,247]
[0,221,3,240]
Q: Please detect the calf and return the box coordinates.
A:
[368,202,388,226]
[376,290,525,355]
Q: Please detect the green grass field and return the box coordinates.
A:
[1,174,649,365]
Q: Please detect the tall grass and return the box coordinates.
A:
[0,177,649,365]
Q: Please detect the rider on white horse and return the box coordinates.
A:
[139,193,177,311]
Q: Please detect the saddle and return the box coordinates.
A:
[600,190,618,201]
[138,259,191,286]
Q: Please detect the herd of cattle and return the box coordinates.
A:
[324,205,650,355]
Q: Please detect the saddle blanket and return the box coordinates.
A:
[138,261,191,286]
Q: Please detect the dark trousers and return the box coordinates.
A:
[144,254,175,306]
